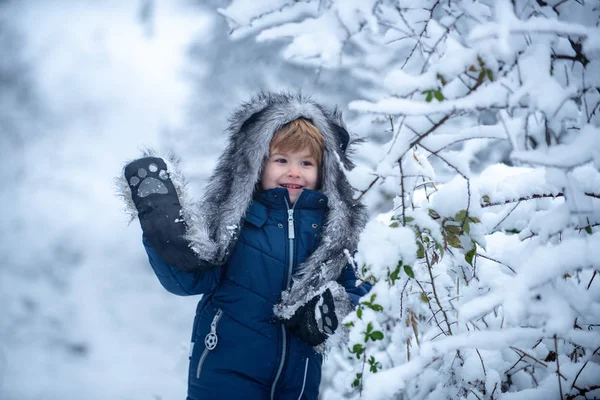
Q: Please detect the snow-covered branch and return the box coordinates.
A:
[223,0,600,398]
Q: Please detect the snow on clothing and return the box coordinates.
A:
[145,187,370,399]
[119,92,370,399]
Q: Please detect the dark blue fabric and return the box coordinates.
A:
[143,188,370,399]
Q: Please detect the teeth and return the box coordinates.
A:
[282,184,302,189]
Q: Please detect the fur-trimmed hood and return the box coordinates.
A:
[195,92,366,316]
[119,91,367,319]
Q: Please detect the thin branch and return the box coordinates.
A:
[415,279,448,336]
[492,201,521,231]
[355,176,380,201]
[423,234,454,335]
[587,270,598,290]
[476,253,517,274]
[555,336,564,400]
[509,346,548,368]
[399,161,407,226]
[571,346,600,390]
[402,113,454,159]
[482,193,564,207]
[399,279,410,319]
[476,348,487,376]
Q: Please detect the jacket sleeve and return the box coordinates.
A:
[337,264,372,306]
[142,235,222,296]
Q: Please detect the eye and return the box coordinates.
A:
[302,160,315,167]
[273,158,287,164]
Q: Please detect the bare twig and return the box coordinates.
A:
[415,279,448,336]
[492,201,521,231]
[555,336,564,400]
[399,279,410,319]
[423,234,453,335]
[482,193,564,207]
[476,348,487,376]
[587,270,598,290]
[355,176,380,201]
[403,114,453,158]
[399,161,407,226]
[571,346,600,391]
[476,253,517,274]
[510,347,548,368]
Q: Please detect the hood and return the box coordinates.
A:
[190,91,367,318]
[118,91,367,327]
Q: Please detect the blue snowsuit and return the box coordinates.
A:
[144,188,371,399]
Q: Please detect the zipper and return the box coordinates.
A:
[271,193,301,399]
[196,308,223,379]
[297,358,309,400]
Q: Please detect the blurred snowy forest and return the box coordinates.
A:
[1,0,599,400]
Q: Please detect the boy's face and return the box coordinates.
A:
[261,146,319,204]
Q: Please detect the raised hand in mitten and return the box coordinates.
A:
[124,157,203,271]
[282,289,338,347]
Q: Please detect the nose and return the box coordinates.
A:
[287,163,301,177]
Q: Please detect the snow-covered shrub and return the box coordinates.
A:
[219,1,600,398]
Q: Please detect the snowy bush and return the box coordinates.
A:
[220,0,600,399]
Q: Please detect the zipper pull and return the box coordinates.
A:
[287,209,295,239]
[204,310,222,350]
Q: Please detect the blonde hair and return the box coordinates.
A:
[270,119,325,167]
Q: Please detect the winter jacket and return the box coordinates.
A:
[120,92,370,399]
[144,187,371,399]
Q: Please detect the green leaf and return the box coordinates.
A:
[463,222,470,234]
[455,210,467,221]
[436,73,447,86]
[468,217,481,223]
[356,307,363,319]
[404,265,415,279]
[425,91,433,102]
[420,292,430,303]
[486,69,494,81]
[344,321,355,328]
[433,89,445,102]
[388,261,402,285]
[352,373,363,388]
[465,247,476,266]
[416,241,425,259]
[390,221,399,228]
[428,209,440,219]
[405,216,415,223]
[370,331,384,341]
[447,234,461,248]
[477,70,485,84]
[585,226,592,235]
[350,344,364,359]
[446,225,461,235]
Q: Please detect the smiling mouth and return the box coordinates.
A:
[280,184,303,189]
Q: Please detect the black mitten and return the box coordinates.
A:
[282,289,338,347]
[124,157,203,271]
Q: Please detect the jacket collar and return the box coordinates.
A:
[254,188,328,210]
[246,188,328,228]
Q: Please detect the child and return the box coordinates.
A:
[118,92,370,399]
